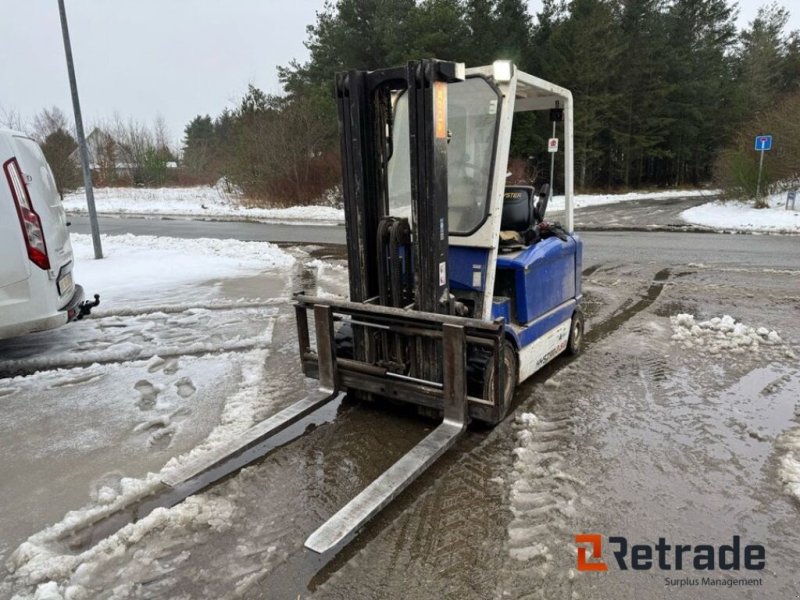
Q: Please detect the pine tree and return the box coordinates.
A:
[464,0,499,65]
[41,129,80,199]
[279,0,418,97]
[492,0,534,66]
[182,115,215,175]
[664,0,737,185]
[407,0,471,61]
[736,3,794,116]
[609,0,671,187]
[541,0,620,188]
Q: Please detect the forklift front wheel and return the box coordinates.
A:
[484,340,518,424]
[566,311,584,356]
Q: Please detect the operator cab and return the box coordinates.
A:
[386,62,581,353]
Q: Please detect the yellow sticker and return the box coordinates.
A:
[434,82,447,139]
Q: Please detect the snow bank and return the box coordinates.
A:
[0,307,278,375]
[776,428,800,503]
[669,313,795,358]
[13,495,237,600]
[63,186,713,224]
[548,188,716,212]
[506,411,580,566]
[63,186,344,223]
[680,192,800,233]
[71,233,294,304]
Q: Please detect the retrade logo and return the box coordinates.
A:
[575,534,765,572]
[575,534,608,572]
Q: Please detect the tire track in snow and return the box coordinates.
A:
[90,298,288,318]
[0,337,272,378]
[0,307,280,378]
[497,387,581,600]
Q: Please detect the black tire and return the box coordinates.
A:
[566,311,584,356]
[482,340,519,425]
[334,322,354,359]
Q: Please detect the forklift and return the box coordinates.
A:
[164,59,582,555]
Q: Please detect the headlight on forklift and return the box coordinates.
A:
[492,60,513,82]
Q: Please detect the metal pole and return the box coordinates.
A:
[549,120,556,200]
[58,0,102,259]
[755,148,765,200]
[563,95,574,233]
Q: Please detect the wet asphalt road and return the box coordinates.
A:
[10,209,799,599]
[69,214,349,244]
[554,194,714,231]
[70,211,799,270]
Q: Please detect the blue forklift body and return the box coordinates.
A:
[449,234,582,350]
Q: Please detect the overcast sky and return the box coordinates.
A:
[1,0,796,147]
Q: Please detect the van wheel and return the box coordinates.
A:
[567,311,584,356]
[483,340,518,425]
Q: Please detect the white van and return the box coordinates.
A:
[1,128,89,340]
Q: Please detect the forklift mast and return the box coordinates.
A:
[336,59,462,313]
[335,59,466,383]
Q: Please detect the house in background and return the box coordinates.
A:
[69,128,177,185]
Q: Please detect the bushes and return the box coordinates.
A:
[183,87,340,207]
[714,91,800,205]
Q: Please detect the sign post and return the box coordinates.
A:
[754,135,772,200]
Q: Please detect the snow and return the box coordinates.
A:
[0,232,304,598]
[670,313,795,358]
[62,186,344,223]
[777,428,800,503]
[3,332,276,597]
[303,258,350,299]
[64,185,799,234]
[71,233,294,305]
[548,188,716,212]
[506,410,580,566]
[63,186,715,225]
[11,494,238,599]
[680,192,800,233]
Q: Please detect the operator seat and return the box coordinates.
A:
[499,185,552,251]
[501,186,536,232]
[499,186,535,251]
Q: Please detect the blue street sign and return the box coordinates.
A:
[755,135,772,151]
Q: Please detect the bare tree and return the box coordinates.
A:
[0,105,26,131]
[32,107,72,142]
[110,116,174,186]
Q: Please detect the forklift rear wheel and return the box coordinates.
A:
[566,311,584,356]
[484,340,518,424]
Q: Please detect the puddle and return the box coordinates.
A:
[564,353,800,600]
[212,273,289,301]
[58,395,347,554]
[653,299,697,317]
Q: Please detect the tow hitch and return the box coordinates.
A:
[77,294,100,320]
